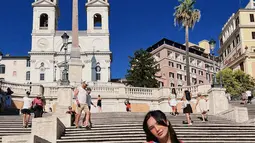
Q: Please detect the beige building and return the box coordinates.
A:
[147,38,219,87]
[219,0,255,78]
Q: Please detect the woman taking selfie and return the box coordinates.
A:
[143,110,183,143]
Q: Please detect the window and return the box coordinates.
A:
[0,65,5,74]
[183,56,186,62]
[26,71,30,80]
[169,72,174,78]
[40,73,45,81]
[94,14,102,29]
[199,70,203,76]
[236,17,239,26]
[220,38,223,46]
[199,80,204,84]
[184,66,186,70]
[177,74,182,80]
[184,76,187,81]
[26,59,31,67]
[177,64,182,70]
[206,73,210,80]
[39,14,48,29]
[167,50,172,56]
[191,68,196,74]
[169,62,174,67]
[227,46,231,54]
[232,40,236,48]
[236,34,240,45]
[156,53,160,58]
[175,53,180,60]
[96,73,101,81]
[13,71,17,77]
[192,78,197,84]
[170,83,175,87]
[252,32,255,39]
[250,14,254,22]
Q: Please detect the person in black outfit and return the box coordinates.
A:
[182,90,193,125]
[66,106,76,126]
[97,95,102,112]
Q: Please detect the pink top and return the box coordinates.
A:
[33,98,43,107]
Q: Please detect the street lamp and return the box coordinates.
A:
[61,32,70,85]
[209,39,217,87]
[54,65,57,82]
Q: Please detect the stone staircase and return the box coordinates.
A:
[57,112,255,143]
[230,101,255,119]
[0,115,31,143]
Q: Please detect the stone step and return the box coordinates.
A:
[57,137,255,142]
[63,131,255,136]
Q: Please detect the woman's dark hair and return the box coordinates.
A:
[143,110,180,143]
[184,90,191,101]
[172,88,177,95]
[98,95,100,97]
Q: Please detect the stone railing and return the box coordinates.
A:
[217,106,249,123]
[0,80,43,97]
[0,80,211,100]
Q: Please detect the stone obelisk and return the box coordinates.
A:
[69,0,83,84]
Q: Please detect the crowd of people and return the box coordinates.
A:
[241,90,254,104]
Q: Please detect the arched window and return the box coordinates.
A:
[40,14,48,29]
[0,64,5,74]
[26,71,30,81]
[95,62,101,81]
[94,14,102,29]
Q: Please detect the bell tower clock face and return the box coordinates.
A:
[37,38,49,49]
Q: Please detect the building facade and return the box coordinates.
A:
[147,38,219,87]
[219,0,255,78]
[0,0,112,84]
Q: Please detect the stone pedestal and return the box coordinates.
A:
[53,86,73,127]
[68,58,83,84]
[208,88,228,115]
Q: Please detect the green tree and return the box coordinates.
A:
[217,68,255,98]
[174,0,201,86]
[126,49,160,88]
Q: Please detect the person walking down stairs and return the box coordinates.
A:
[21,91,32,128]
[5,87,13,108]
[74,82,90,128]
[84,87,96,128]
[124,99,131,112]
[97,95,102,112]
[143,110,183,143]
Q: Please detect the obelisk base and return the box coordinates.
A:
[68,58,83,85]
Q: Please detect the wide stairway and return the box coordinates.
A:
[0,115,31,143]
[57,112,255,143]
[230,101,255,119]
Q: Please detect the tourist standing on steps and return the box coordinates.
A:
[143,110,183,143]
[84,87,96,128]
[195,93,208,122]
[124,99,131,112]
[21,91,32,128]
[168,88,178,116]
[32,94,44,118]
[5,87,13,108]
[74,82,90,128]
[182,90,193,125]
[246,90,252,104]
[97,95,102,112]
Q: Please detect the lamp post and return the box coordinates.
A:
[61,32,70,85]
[209,39,217,87]
[54,65,57,82]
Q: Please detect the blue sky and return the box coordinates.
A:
[0,0,250,78]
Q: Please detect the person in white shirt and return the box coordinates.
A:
[246,90,252,104]
[21,91,32,128]
[74,82,90,128]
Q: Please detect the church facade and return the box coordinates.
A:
[0,0,112,84]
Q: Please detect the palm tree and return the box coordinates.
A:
[174,0,201,86]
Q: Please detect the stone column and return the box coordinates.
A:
[208,88,228,115]
[69,0,83,84]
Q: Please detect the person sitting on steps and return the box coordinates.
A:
[66,106,76,126]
